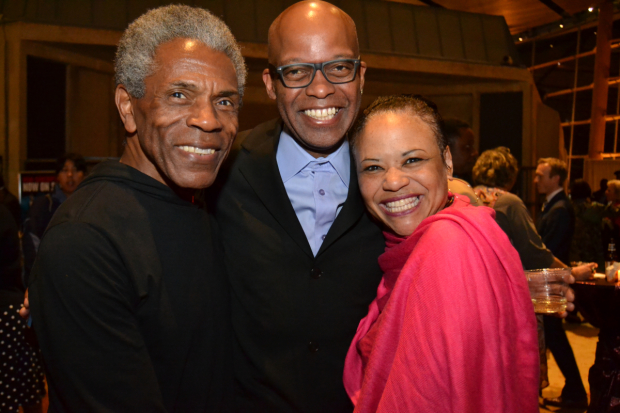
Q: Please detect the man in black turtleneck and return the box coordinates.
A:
[28,6,245,412]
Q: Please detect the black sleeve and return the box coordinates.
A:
[29,222,167,413]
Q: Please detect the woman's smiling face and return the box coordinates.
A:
[356,110,452,237]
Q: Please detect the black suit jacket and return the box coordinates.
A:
[210,119,385,413]
[536,190,575,264]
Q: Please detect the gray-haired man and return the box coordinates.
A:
[28,5,245,412]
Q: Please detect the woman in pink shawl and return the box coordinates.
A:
[343,95,539,413]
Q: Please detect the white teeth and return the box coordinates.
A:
[304,107,338,120]
[179,145,215,155]
[383,196,420,213]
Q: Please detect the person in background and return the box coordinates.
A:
[535,157,588,409]
[592,178,608,204]
[344,95,539,412]
[442,118,478,184]
[0,204,46,413]
[0,173,21,225]
[472,147,595,396]
[569,179,604,269]
[602,179,620,249]
[22,153,86,281]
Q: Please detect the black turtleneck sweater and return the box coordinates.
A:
[29,161,231,413]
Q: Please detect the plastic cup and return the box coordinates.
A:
[525,268,570,314]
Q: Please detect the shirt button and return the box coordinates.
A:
[310,267,323,279]
[319,189,325,196]
[321,234,326,240]
[308,341,319,352]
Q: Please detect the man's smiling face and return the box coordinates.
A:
[263,2,366,158]
[117,37,240,190]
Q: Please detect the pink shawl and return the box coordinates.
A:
[343,195,539,412]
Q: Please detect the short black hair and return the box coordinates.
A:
[56,153,87,175]
[350,94,447,164]
[442,118,470,147]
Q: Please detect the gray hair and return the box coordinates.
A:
[115,5,247,99]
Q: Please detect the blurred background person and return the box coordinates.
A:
[592,178,608,204]
[0,172,20,225]
[0,204,46,412]
[22,153,86,281]
[569,179,604,269]
[443,118,478,185]
[472,147,595,399]
[534,157,588,409]
[602,179,620,248]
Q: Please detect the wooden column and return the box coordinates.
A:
[589,0,614,160]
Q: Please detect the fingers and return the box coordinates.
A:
[19,291,30,320]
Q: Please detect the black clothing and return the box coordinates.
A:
[0,204,22,304]
[22,190,63,283]
[0,188,20,225]
[537,191,575,264]
[0,205,47,409]
[211,119,385,413]
[30,161,231,413]
[536,190,586,400]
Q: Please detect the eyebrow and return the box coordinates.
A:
[217,90,240,98]
[170,81,198,90]
[360,149,428,163]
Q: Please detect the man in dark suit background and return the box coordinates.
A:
[535,157,588,409]
[211,2,385,412]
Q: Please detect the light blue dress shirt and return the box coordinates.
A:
[276,131,350,256]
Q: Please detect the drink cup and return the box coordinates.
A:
[525,268,570,314]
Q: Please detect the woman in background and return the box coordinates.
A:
[472,147,595,398]
[344,95,539,413]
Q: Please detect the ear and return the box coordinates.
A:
[358,61,367,92]
[444,146,454,177]
[262,68,277,100]
[115,84,137,134]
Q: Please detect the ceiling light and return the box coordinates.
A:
[559,24,564,28]
[519,37,523,41]
[589,7,594,12]
[550,44,554,48]
[558,62,561,66]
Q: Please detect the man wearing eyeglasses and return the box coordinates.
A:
[210,2,385,412]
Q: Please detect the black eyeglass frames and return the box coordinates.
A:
[269,59,361,88]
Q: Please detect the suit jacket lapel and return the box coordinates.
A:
[238,119,314,258]
[317,155,366,256]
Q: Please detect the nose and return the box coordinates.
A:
[187,101,223,132]
[305,69,336,99]
[383,167,409,192]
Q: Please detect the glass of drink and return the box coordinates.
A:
[525,268,570,314]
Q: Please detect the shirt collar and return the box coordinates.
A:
[276,130,350,187]
[546,187,564,203]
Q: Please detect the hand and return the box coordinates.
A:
[554,286,575,318]
[550,271,576,318]
[19,289,30,320]
[571,262,597,281]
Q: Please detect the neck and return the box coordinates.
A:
[120,138,194,203]
[283,124,345,159]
